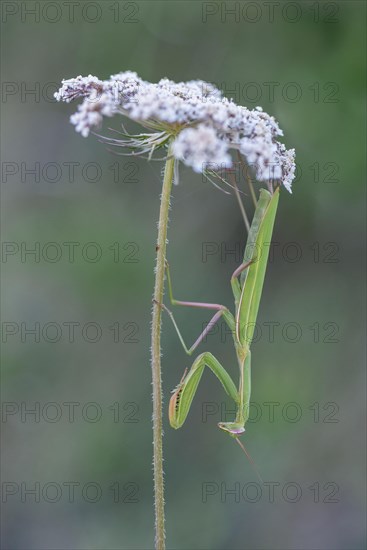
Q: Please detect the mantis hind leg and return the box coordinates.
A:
[155,261,236,355]
[155,300,228,356]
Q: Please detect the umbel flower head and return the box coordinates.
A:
[55,71,296,192]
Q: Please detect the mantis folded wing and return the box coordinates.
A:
[163,187,279,439]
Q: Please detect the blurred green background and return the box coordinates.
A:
[1,1,366,549]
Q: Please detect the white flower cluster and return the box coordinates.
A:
[54,72,141,137]
[55,71,296,192]
[172,124,232,173]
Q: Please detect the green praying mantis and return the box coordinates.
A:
[155,185,280,463]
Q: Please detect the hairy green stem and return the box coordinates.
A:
[151,151,175,550]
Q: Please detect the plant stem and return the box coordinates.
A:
[237,151,257,207]
[151,150,175,550]
[231,173,250,233]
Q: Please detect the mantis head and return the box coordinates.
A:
[218,422,245,437]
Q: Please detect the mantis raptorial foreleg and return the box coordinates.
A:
[169,352,238,430]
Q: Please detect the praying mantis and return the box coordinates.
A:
[155,185,279,457]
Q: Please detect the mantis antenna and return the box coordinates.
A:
[235,437,264,485]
